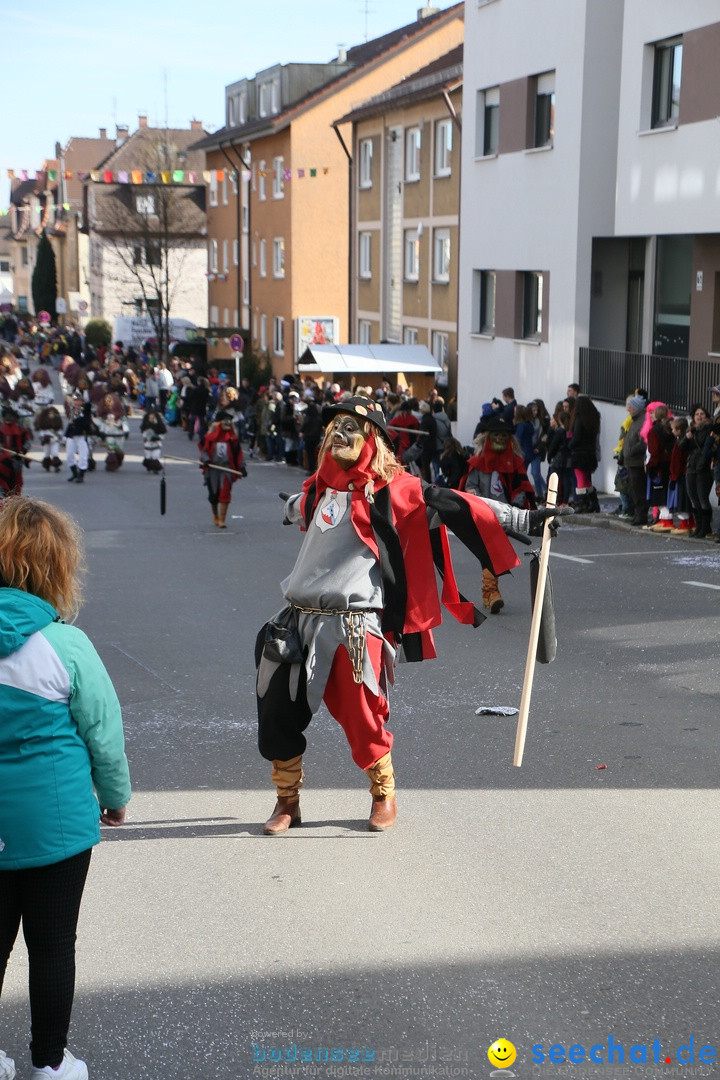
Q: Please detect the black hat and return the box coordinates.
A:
[321,395,391,444]
[478,413,512,434]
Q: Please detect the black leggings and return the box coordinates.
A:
[0,848,92,1068]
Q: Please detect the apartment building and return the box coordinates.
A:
[191,3,465,376]
[337,45,462,397]
[457,0,720,489]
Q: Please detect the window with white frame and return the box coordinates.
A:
[209,173,218,207]
[252,238,257,267]
[652,37,682,128]
[260,238,267,277]
[223,307,230,327]
[523,271,544,339]
[359,138,373,188]
[432,331,449,371]
[259,161,266,201]
[259,76,280,118]
[405,127,421,181]
[273,157,284,199]
[359,232,372,279]
[434,119,452,176]
[135,193,156,215]
[533,72,555,148]
[433,228,451,283]
[403,327,419,345]
[358,320,371,344]
[242,203,249,233]
[260,314,267,351]
[404,229,419,282]
[222,173,228,205]
[209,239,218,272]
[475,269,496,334]
[233,239,239,266]
[476,87,499,156]
[273,315,285,355]
[223,239,229,273]
[243,277,249,304]
[230,169,238,196]
[210,304,219,326]
[273,238,285,278]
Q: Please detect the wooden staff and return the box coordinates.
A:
[162,452,246,478]
[513,471,558,767]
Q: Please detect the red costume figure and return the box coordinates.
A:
[0,406,31,496]
[199,411,244,528]
[256,397,557,835]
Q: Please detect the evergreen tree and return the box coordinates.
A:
[31,230,58,317]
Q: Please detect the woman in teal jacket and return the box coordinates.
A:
[0,496,131,1080]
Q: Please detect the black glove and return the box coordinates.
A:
[528,506,573,537]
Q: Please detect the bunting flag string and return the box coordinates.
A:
[7,166,332,185]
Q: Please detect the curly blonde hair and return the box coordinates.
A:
[0,496,84,619]
[317,418,403,483]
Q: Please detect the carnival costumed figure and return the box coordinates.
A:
[96,393,129,471]
[140,410,167,473]
[198,411,244,528]
[0,405,31,496]
[64,397,97,483]
[11,377,36,431]
[461,414,537,614]
[31,367,55,408]
[34,404,65,472]
[256,397,558,836]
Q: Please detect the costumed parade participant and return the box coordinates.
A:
[34,405,65,473]
[95,394,129,472]
[461,413,537,614]
[64,398,96,484]
[256,396,559,835]
[31,368,55,408]
[140,410,166,473]
[0,405,31,497]
[198,411,245,528]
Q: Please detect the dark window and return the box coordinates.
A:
[523,272,544,339]
[652,39,682,128]
[480,271,496,333]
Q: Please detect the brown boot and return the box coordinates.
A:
[482,568,504,614]
[210,502,220,526]
[263,796,301,835]
[365,751,396,831]
[263,755,303,835]
[217,503,228,528]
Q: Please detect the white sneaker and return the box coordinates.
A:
[30,1049,88,1079]
[0,1050,16,1080]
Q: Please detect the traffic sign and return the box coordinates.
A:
[38,310,51,325]
[230,334,244,353]
[78,300,88,313]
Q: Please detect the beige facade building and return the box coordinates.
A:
[192,3,464,377]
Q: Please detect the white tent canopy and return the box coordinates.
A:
[298,343,442,375]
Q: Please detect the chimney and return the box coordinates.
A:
[138,114,148,128]
[116,124,129,144]
[190,119,203,131]
[99,127,107,139]
[337,46,347,63]
[417,5,440,18]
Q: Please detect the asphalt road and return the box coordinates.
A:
[3,417,719,1080]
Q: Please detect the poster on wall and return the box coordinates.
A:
[295,316,339,361]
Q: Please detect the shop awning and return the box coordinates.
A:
[298,343,441,375]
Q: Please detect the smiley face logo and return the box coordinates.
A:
[487,1039,517,1069]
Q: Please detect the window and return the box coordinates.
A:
[476,87,499,156]
[0,259,11,272]
[233,309,238,327]
[433,228,450,283]
[273,238,285,278]
[135,193,156,215]
[209,239,218,273]
[533,73,555,148]
[259,77,280,117]
[260,313,267,351]
[233,239,239,266]
[523,272,544,339]
[208,174,218,207]
[403,327,419,345]
[223,239,229,273]
[404,230,419,282]
[243,277,250,304]
[259,161,266,201]
[260,239,267,277]
[230,170,238,197]
[144,241,161,267]
[273,157,284,199]
[474,270,496,334]
[652,38,682,128]
[210,304,219,326]
[434,119,452,176]
[223,307,230,327]
[222,173,228,205]
[273,315,285,355]
[359,138,373,188]
[405,127,421,181]
[359,232,372,279]
[432,331,449,371]
[358,320,371,344]
[242,203,249,233]
[21,248,28,267]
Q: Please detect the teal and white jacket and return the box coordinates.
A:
[0,587,131,870]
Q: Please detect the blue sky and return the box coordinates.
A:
[1,0,457,205]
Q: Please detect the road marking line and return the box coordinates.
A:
[682,580,720,591]
[549,552,594,564]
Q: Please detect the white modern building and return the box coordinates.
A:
[457,0,720,491]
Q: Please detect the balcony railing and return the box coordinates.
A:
[579,347,720,414]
